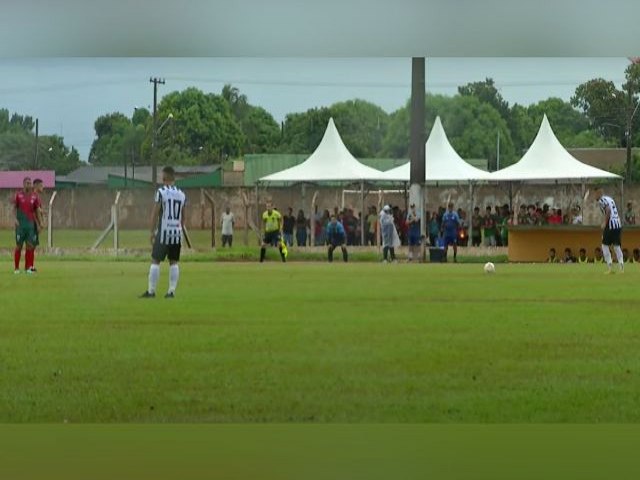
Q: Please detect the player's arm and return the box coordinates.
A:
[604,205,611,229]
[149,202,161,244]
[36,206,45,230]
[14,194,20,227]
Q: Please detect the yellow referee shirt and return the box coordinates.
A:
[263,209,282,233]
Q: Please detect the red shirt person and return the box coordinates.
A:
[14,177,42,273]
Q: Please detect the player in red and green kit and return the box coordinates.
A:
[14,177,42,274]
[30,178,46,272]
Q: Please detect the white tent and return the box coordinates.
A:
[259,117,387,182]
[490,115,621,181]
[259,118,387,245]
[381,116,493,182]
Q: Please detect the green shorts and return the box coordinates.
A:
[16,221,38,247]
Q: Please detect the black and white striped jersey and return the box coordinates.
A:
[155,185,186,245]
[598,195,622,229]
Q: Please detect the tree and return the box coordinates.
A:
[572,61,640,180]
[89,112,132,165]
[458,78,511,121]
[222,84,280,154]
[157,87,244,164]
[0,108,80,173]
[382,94,515,168]
[280,107,333,154]
[38,135,82,174]
[279,100,390,157]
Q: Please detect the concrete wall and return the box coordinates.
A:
[0,182,631,229]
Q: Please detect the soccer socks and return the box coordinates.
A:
[342,247,348,262]
[601,244,613,268]
[169,264,179,293]
[328,246,334,262]
[383,246,389,261]
[148,264,160,294]
[260,247,266,262]
[613,245,625,270]
[390,247,396,261]
[279,247,286,262]
[25,248,35,270]
[14,248,21,270]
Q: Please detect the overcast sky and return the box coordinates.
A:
[0,57,630,161]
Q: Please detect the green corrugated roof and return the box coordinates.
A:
[176,170,222,188]
[243,154,407,186]
[107,174,153,188]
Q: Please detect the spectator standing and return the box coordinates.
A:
[221,206,235,247]
[295,209,308,247]
[441,202,460,262]
[379,205,399,262]
[471,206,482,246]
[282,207,295,247]
[366,206,378,245]
[406,203,421,262]
[624,202,636,225]
[428,211,440,246]
[483,206,497,247]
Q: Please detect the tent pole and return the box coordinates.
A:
[360,180,366,246]
[621,179,625,216]
[255,182,259,235]
[468,182,474,243]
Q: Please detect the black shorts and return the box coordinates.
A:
[328,236,346,248]
[263,231,281,246]
[602,227,622,246]
[152,240,181,262]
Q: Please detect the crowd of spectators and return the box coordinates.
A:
[546,246,640,264]
[265,200,638,250]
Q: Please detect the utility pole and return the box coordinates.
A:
[409,57,426,260]
[150,77,165,185]
[34,118,39,169]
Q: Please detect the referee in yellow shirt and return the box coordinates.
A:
[260,201,286,263]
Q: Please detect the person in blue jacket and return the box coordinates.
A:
[326,214,348,262]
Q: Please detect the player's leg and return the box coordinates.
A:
[452,238,458,262]
[25,224,38,272]
[278,234,286,262]
[25,242,35,273]
[341,244,348,262]
[260,233,268,262]
[613,244,624,271]
[328,244,334,262]
[229,235,233,248]
[142,241,165,297]
[166,243,181,297]
[601,229,613,272]
[612,229,624,272]
[382,246,389,262]
[14,232,23,273]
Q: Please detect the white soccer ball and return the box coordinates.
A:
[484,262,495,274]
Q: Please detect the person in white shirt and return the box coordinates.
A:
[221,206,235,248]
[571,206,583,225]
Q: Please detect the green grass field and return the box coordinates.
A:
[1,261,638,423]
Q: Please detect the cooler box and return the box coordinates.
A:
[429,247,447,263]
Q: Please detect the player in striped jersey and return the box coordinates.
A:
[140,166,187,298]
[595,187,624,274]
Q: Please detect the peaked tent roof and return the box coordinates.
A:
[381,117,493,182]
[491,115,621,181]
[259,118,387,182]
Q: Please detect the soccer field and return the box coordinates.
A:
[2,261,638,423]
